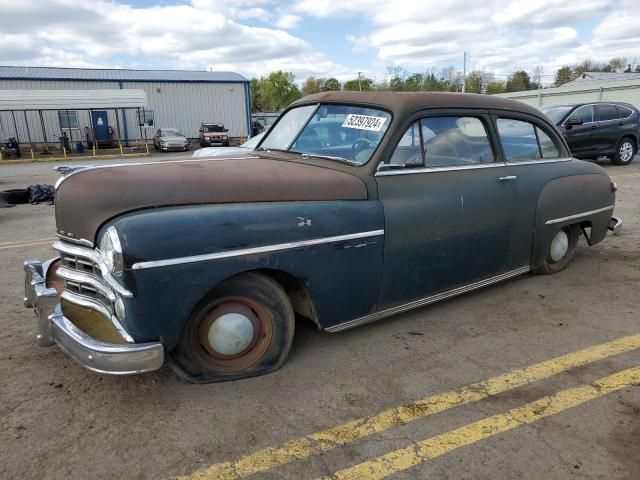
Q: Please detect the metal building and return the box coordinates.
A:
[496,74,640,110]
[0,66,251,145]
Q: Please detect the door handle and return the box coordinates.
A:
[499,175,517,181]
[591,125,598,129]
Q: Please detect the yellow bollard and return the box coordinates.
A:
[63,148,67,160]
[145,142,149,154]
[0,149,3,162]
[30,149,35,161]
[119,141,123,156]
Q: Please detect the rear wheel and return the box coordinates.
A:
[534,225,579,275]
[612,137,635,165]
[171,272,295,383]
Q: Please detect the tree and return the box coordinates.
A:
[258,71,302,111]
[343,77,374,91]
[322,78,341,91]
[505,70,531,92]
[486,81,506,94]
[555,66,573,86]
[530,66,544,89]
[301,77,325,96]
[249,78,265,112]
[605,57,626,73]
[402,73,424,91]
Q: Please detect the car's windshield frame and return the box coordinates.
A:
[258,102,393,166]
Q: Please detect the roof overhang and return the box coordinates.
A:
[0,89,147,111]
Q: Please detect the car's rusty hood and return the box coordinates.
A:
[54,157,368,244]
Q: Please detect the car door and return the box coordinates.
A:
[562,105,595,157]
[375,111,518,309]
[491,112,573,270]
[594,104,621,153]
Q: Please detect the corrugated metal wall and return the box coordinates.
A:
[496,81,640,110]
[0,79,248,144]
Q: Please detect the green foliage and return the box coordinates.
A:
[554,66,573,87]
[343,77,374,91]
[250,71,302,112]
[505,71,531,92]
[322,78,341,91]
[301,76,325,96]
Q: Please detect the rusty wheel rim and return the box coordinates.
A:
[197,298,273,372]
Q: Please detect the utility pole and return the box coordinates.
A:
[357,72,363,91]
[462,51,467,93]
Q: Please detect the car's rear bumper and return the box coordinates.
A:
[609,216,622,236]
[24,258,164,375]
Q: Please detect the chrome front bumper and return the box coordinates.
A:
[24,258,164,375]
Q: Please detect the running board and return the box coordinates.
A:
[325,266,531,333]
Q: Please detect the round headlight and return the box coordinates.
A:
[99,226,123,275]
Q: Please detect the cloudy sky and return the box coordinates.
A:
[0,0,638,83]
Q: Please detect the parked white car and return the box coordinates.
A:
[192,132,265,158]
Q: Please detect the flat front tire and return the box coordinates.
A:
[171,272,295,383]
[534,225,579,275]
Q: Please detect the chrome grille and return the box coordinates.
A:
[53,239,134,343]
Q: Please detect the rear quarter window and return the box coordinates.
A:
[496,118,562,161]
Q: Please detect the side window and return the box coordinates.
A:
[617,106,633,119]
[497,118,562,161]
[596,104,619,121]
[388,121,423,166]
[569,105,594,124]
[421,117,494,167]
[536,128,561,158]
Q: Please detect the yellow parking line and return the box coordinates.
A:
[177,334,640,480]
[0,238,55,250]
[318,365,640,480]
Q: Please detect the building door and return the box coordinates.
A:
[91,111,110,141]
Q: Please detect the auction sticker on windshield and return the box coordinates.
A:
[342,114,387,131]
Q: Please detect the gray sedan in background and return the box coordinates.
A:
[153,128,190,152]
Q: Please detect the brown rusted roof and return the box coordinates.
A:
[55,157,367,243]
[293,91,543,118]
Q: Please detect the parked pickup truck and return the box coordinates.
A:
[24,92,622,383]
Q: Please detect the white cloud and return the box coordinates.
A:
[275,14,302,29]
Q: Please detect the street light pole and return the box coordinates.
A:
[357,72,363,91]
[462,51,467,93]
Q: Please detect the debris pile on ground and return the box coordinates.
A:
[0,185,55,207]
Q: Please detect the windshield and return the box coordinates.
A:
[540,106,573,124]
[241,131,266,150]
[260,104,392,165]
[204,125,225,132]
[161,129,183,137]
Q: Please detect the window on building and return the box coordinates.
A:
[58,111,79,129]
[137,109,154,127]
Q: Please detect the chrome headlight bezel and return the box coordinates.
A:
[99,226,124,276]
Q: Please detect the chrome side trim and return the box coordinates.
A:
[55,233,94,247]
[505,158,573,166]
[132,229,385,270]
[56,266,117,302]
[326,266,531,333]
[545,205,615,225]
[60,290,134,343]
[53,241,133,298]
[376,163,503,176]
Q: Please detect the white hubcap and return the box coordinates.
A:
[550,230,569,262]
[620,142,633,162]
[207,312,255,356]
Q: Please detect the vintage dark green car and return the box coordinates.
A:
[24,92,622,382]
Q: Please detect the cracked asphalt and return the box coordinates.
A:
[1,157,639,480]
